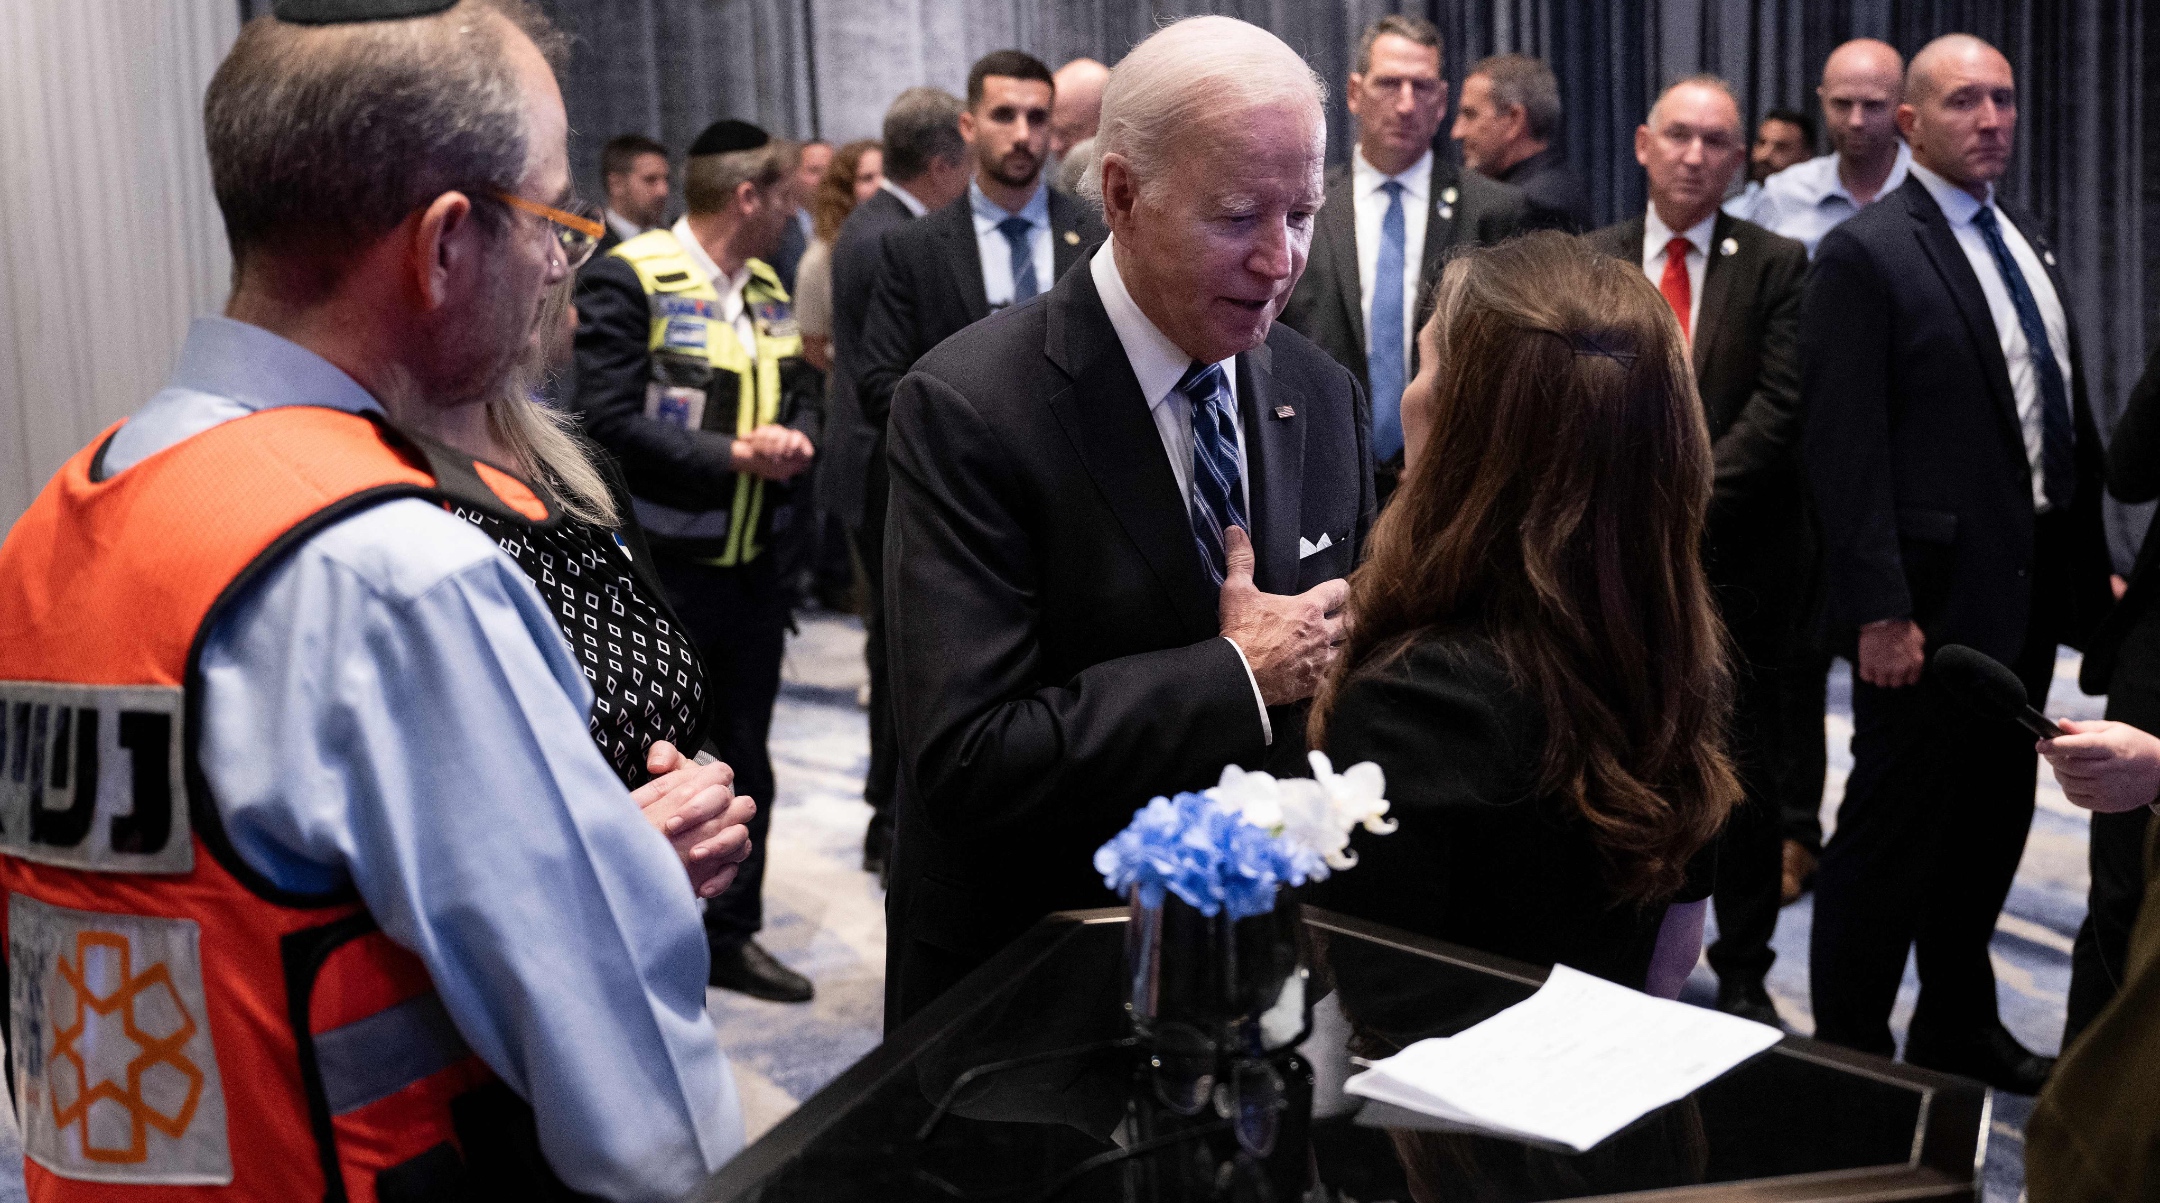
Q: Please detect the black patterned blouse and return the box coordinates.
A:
[454,503,707,789]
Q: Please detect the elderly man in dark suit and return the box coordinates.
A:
[856,50,1107,430]
[822,87,969,879]
[1586,74,1807,1030]
[1803,34,2112,1093]
[1280,13,1526,506]
[882,15,1372,1026]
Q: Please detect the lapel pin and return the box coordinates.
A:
[1720,237,1739,256]
[1063,230,1080,245]
[1273,405,1296,419]
[1441,186,1459,205]
[1438,205,1454,220]
[2043,249,2057,267]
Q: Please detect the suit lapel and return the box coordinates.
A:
[1319,173,1365,367]
[1049,192,1089,280]
[1903,180,2023,451]
[1238,341,1304,595]
[1042,265,1218,638]
[1692,214,1739,379]
[938,201,992,325]
[1416,161,1461,301]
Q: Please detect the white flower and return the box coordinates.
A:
[1200,755,1396,881]
[1211,762,1285,831]
[1309,750,1397,847]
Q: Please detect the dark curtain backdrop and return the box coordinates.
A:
[236,0,2152,567]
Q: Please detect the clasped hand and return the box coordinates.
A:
[1218,525,1350,706]
[731,423,814,482]
[631,741,755,898]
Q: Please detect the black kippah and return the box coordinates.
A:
[271,0,456,22]
[689,119,771,157]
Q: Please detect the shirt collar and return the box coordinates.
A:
[166,316,381,418]
[1792,141,1913,207]
[1090,237,1229,411]
[671,217,752,300]
[604,208,645,242]
[1351,147,1433,202]
[879,177,930,218]
[969,177,1050,232]
[1644,202,1717,259]
[1907,159,1993,227]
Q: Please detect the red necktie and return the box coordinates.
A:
[1659,236,1692,341]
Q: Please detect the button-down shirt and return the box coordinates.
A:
[102,317,742,1201]
[673,216,756,356]
[1908,160,2074,513]
[1641,204,1717,337]
[1754,142,1913,256]
[1722,179,1764,223]
[1351,147,1431,371]
[1091,239,1271,744]
[969,178,1053,308]
[879,176,930,218]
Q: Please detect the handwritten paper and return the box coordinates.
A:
[1343,964,1784,1153]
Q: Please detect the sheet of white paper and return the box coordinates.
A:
[1342,964,1784,1153]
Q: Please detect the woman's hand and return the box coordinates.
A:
[632,741,756,898]
[2039,720,2160,814]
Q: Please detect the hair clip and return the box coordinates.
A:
[1529,326,1638,366]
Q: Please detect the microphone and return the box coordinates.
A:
[1931,644,2065,739]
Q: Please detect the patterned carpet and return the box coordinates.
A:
[0,613,2095,1200]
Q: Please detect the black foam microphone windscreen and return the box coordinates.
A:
[1932,643,2028,720]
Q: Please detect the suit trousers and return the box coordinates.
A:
[655,551,787,950]
[856,451,897,838]
[1809,512,2072,1056]
[2065,609,2160,1043]
[1708,651,1788,988]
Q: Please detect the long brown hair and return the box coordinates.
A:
[1311,231,1738,904]
[812,140,882,243]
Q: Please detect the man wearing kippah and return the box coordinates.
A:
[576,117,824,1003]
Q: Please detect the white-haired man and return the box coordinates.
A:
[880,15,1373,1026]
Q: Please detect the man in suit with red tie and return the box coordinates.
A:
[1803,34,2113,1093]
[1586,75,1808,1030]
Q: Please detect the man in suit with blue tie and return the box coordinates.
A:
[1803,34,2113,1093]
[880,16,1372,1026]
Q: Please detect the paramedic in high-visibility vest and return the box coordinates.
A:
[574,119,825,1005]
[0,0,751,1197]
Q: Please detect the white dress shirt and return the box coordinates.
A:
[1755,142,1914,257]
[1641,204,1717,338]
[1351,147,1431,370]
[604,207,646,244]
[969,178,1054,308]
[672,216,756,357]
[1908,160,2075,513]
[1090,239,1271,743]
[879,177,930,218]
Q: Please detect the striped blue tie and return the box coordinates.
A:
[1179,360,1247,586]
[1970,206,2076,510]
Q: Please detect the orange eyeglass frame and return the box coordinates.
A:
[492,190,605,240]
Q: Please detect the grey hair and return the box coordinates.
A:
[204,0,563,293]
[1468,53,1562,142]
[1082,16,1326,206]
[487,278,618,527]
[1649,73,1741,127]
[881,86,967,182]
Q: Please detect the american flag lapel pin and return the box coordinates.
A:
[1273,405,1295,419]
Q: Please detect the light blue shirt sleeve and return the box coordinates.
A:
[197,497,741,1201]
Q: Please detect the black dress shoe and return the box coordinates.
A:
[1715,980,1784,1029]
[709,940,815,1003]
[1903,1024,2054,1095]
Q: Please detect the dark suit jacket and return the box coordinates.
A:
[857,187,1106,431]
[816,187,918,530]
[882,257,1375,1025]
[1802,175,2112,665]
[1585,212,1810,654]
[595,223,625,259]
[1495,146,1592,234]
[2079,344,2160,694]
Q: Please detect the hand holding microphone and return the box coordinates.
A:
[1934,643,2160,814]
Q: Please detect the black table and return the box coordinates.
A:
[698,907,1987,1202]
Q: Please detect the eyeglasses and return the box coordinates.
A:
[492,190,606,269]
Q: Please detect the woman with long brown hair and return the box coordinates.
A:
[1308,231,1739,995]
[793,139,883,373]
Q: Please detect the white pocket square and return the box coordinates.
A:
[1298,532,1335,559]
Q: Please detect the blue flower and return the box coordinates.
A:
[1094,791,1296,920]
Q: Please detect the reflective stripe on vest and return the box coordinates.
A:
[0,407,564,1200]
[610,229,802,566]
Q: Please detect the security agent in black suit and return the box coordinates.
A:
[1585,76,1808,1030]
[1279,13,1527,506]
[881,16,1373,1027]
[820,87,971,878]
[1802,36,2112,1092]
[2065,345,2160,1044]
[1454,54,1592,234]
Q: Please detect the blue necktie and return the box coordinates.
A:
[1179,361,1248,586]
[997,215,1039,304]
[1369,180,1408,461]
[1971,206,2075,510]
